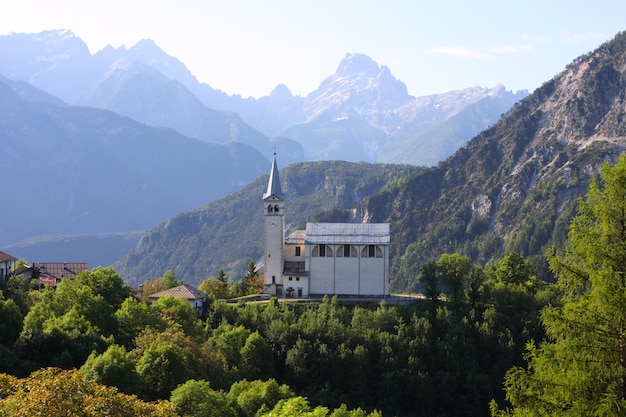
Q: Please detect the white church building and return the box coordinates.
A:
[262,153,390,298]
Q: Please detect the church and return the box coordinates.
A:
[262,153,390,298]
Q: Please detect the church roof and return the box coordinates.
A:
[305,223,390,245]
[263,153,283,200]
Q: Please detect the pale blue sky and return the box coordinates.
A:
[3,0,625,98]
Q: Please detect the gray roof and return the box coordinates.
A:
[305,223,390,245]
[263,153,283,200]
[148,283,206,300]
[285,230,306,244]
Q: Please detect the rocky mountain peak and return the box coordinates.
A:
[335,53,381,78]
[303,52,412,121]
[269,83,293,100]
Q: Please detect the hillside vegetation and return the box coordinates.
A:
[116,161,421,286]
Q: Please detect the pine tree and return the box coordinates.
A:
[492,155,626,416]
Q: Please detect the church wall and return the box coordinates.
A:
[309,256,336,295]
[284,276,308,297]
[334,255,360,294]
[358,246,389,295]
[307,244,390,296]
[358,259,387,295]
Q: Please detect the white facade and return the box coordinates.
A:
[283,230,309,297]
[261,156,390,298]
[305,223,390,297]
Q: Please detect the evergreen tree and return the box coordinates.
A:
[492,155,626,416]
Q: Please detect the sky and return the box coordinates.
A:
[3,0,626,99]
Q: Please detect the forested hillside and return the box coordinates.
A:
[0,248,552,416]
[4,156,626,415]
[116,161,421,286]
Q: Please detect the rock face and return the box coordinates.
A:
[303,53,413,123]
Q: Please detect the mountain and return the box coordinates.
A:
[0,31,523,167]
[277,54,527,164]
[0,30,287,160]
[115,161,421,286]
[361,30,626,291]
[0,74,268,260]
[118,30,626,292]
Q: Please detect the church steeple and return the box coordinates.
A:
[263,152,283,200]
[262,152,285,296]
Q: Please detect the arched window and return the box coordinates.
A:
[337,244,357,258]
[312,245,333,257]
[268,205,273,213]
[361,245,383,258]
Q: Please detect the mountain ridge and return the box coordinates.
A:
[0,30,526,166]
[363,31,626,290]
[0,75,268,250]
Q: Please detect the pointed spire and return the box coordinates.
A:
[263,152,283,199]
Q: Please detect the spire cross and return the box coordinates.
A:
[272,144,278,156]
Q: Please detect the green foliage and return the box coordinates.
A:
[209,323,251,382]
[136,342,189,400]
[154,295,204,338]
[52,278,116,335]
[114,296,163,348]
[227,378,294,417]
[198,277,230,300]
[170,379,237,417]
[493,155,626,415]
[437,253,473,303]
[162,269,182,288]
[261,396,329,417]
[81,344,142,395]
[16,293,109,371]
[418,261,440,303]
[0,295,22,346]
[0,261,551,417]
[74,266,131,310]
[240,331,275,381]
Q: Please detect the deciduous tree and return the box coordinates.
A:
[136,342,189,400]
[81,344,142,395]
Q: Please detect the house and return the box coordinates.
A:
[6,262,88,288]
[147,283,207,316]
[0,251,17,280]
[262,153,390,298]
[34,262,88,287]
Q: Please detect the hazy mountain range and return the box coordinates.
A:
[0,30,525,166]
[0,29,526,271]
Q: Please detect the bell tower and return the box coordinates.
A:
[262,152,284,295]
